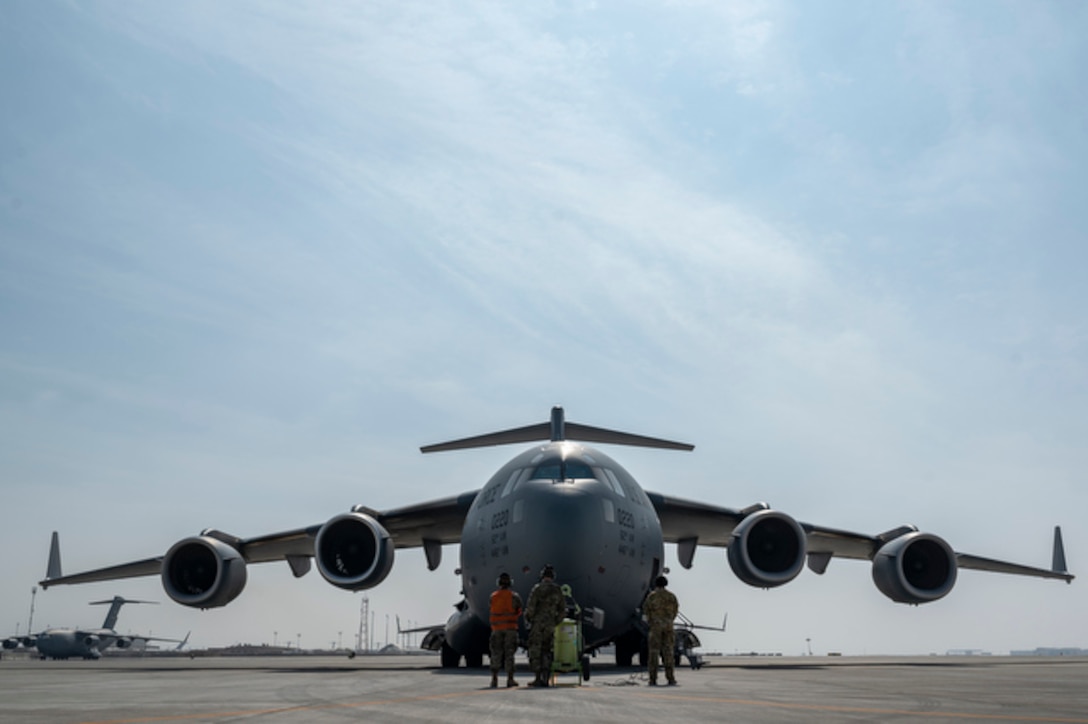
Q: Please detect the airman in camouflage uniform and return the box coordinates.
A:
[524,564,565,687]
[643,575,679,686]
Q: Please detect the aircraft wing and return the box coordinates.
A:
[375,490,479,548]
[41,491,479,589]
[123,632,190,647]
[647,491,1073,581]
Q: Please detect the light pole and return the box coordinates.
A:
[26,586,37,634]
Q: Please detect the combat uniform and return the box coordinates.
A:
[644,585,679,685]
[524,577,565,685]
[489,585,523,687]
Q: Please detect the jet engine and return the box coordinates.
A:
[82,635,101,648]
[162,535,248,609]
[115,637,132,649]
[2,638,18,650]
[314,511,394,591]
[872,531,957,604]
[727,509,807,588]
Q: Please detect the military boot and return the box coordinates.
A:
[489,673,498,688]
[506,674,518,688]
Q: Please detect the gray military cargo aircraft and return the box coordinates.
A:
[8,535,189,659]
[3,596,188,660]
[39,407,1072,668]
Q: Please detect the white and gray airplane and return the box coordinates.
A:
[39,407,1072,668]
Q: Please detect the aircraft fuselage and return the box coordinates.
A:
[33,628,116,659]
[454,441,664,654]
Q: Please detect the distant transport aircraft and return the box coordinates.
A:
[5,534,189,659]
[39,407,1072,670]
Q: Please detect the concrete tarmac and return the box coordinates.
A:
[2,654,1087,723]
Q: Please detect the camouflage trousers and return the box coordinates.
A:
[489,629,518,676]
[647,625,676,683]
[526,620,557,675]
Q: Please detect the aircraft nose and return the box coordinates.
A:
[514,483,605,577]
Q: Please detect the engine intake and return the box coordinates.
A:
[727,509,807,587]
[872,531,957,604]
[162,536,248,609]
[315,512,394,591]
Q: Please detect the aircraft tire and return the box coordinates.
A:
[614,630,641,667]
[464,651,484,668]
[581,656,591,681]
[440,642,460,668]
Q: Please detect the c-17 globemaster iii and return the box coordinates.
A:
[39,407,1072,671]
[6,535,188,659]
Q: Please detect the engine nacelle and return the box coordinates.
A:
[115,637,132,649]
[2,638,19,650]
[162,535,248,609]
[82,635,101,648]
[872,531,957,604]
[727,509,807,588]
[315,511,395,591]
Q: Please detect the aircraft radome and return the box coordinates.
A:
[39,407,1073,669]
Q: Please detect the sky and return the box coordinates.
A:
[1,0,1085,657]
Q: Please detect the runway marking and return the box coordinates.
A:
[630,691,1088,723]
[78,686,1088,724]
[81,689,509,724]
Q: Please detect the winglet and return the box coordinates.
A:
[176,631,191,651]
[1053,526,1069,578]
[45,531,62,580]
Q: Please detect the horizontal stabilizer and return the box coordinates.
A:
[421,422,552,453]
[89,597,158,606]
[421,406,694,453]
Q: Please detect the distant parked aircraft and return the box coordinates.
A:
[4,534,188,659]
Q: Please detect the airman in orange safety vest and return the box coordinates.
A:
[489,572,523,688]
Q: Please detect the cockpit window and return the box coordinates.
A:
[500,468,521,498]
[530,460,598,481]
[531,463,562,480]
[603,468,626,497]
[565,461,595,479]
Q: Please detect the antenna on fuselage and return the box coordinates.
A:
[420,406,694,453]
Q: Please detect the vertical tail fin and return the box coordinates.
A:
[95,596,127,630]
[89,596,158,630]
[45,531,62,580]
